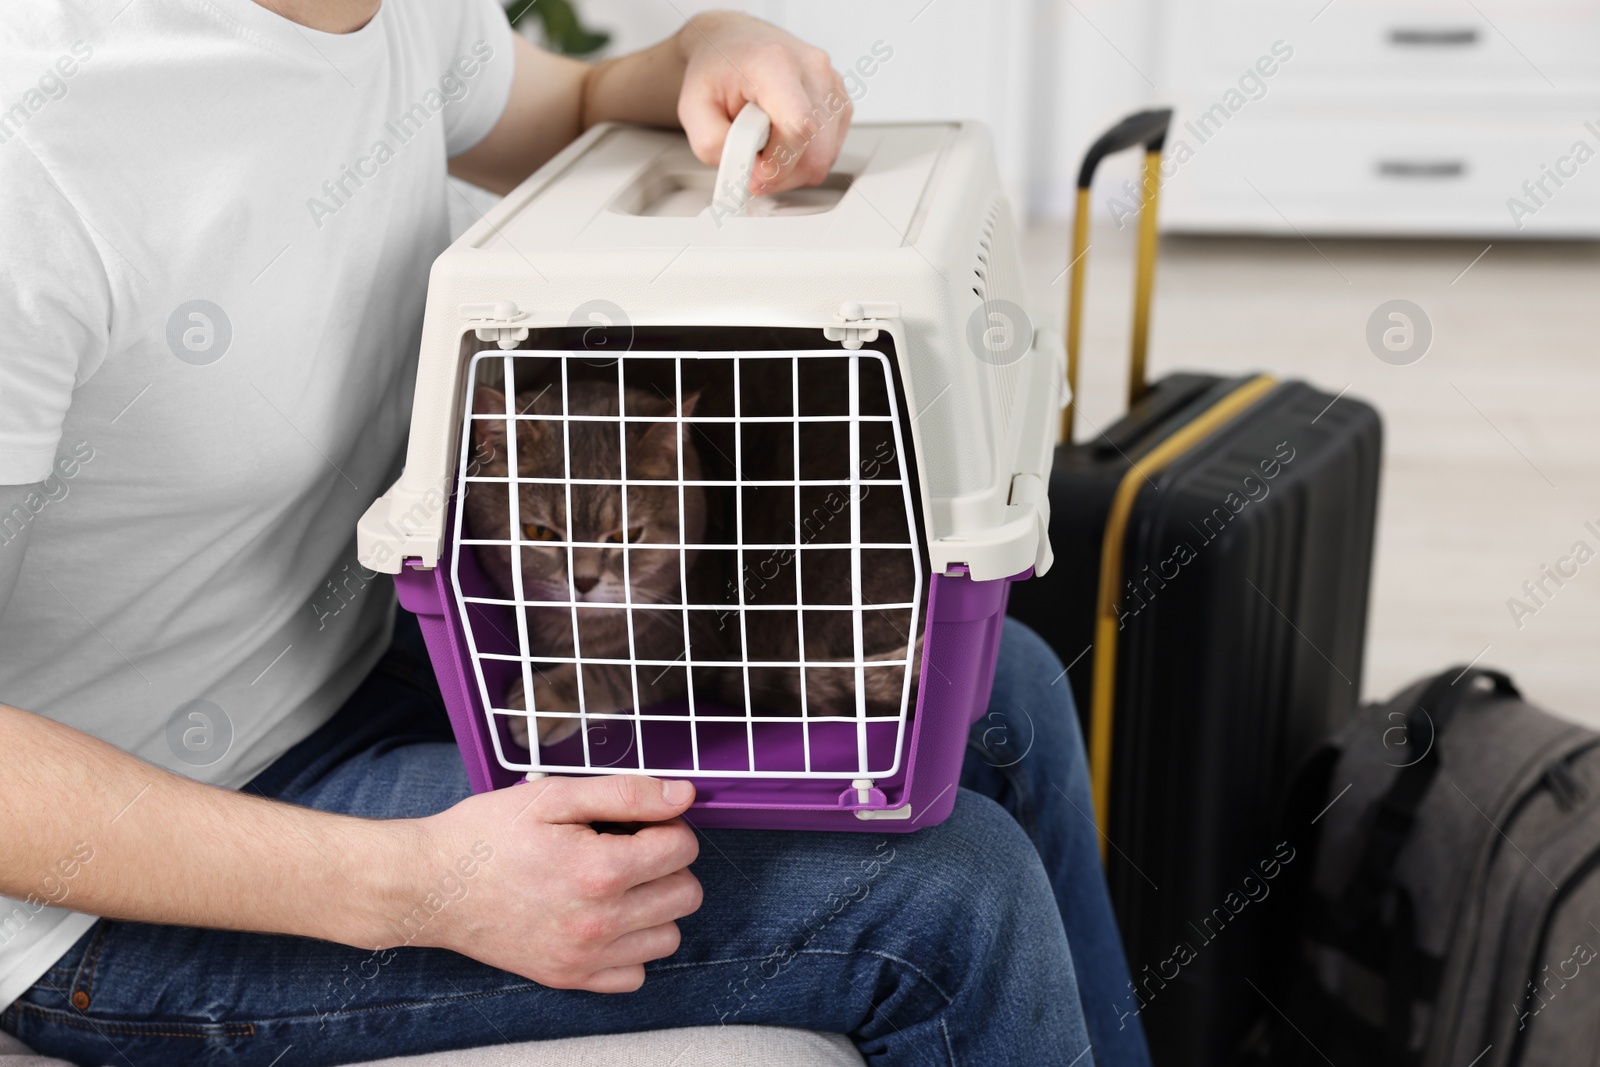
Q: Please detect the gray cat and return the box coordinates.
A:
[464,377,920,753]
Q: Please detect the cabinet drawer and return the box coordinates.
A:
[1158,103,1600,237]
[1161,0,1600,90]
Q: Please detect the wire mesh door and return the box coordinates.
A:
[452,345,925,780]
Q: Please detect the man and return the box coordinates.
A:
[0,2,1148,1064]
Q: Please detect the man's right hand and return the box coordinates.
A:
[399,775,703,992]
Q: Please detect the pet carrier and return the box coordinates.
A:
[357,105,1062,830]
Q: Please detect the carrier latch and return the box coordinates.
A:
[460,301,530,350]
[825,301,899,350]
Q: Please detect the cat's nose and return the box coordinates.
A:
[573,575,600,594]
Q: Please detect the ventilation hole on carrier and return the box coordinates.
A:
[797,357,853,416]
[694,665,746,716]
[858,423,901,479]
[741,486,796,544]
[802,667,858,719]
[858,489,911,546]
[689,423,737,480]
[801,610,862,662]
[574,606,624,658]
[629,609,686,663]
[861,550,917,604]
[576,661,636,712]
[688,612,742,661]
[497,712,532,755]
[531,713,577,750]
[857,363,892,417]
[559,376,624,418]
[744,610,799,662]
[625,548,684,601]
[796,486,851,545]
[739,359,792,418]
[682,357,734,418]
[637,664,687,714]
[740,551,797,605]
[694,721,752,772]
[622,423,687,482]
[505,355,562,399]
[621,358,679,410]
[751,722,808,772]
[862,665,909,717]
[863,607,915,650]
[799,549,853,605]
[692,549,742,605]
[622,485,683,541]
[748,667,802,716]
[798,421,852,481]
[739,423,794,480]
[569,486,624,543]
[568,430,623,480]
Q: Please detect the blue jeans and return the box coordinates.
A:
[2,615,1148,1067]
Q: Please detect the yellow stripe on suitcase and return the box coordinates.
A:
[1088,374,1278,857]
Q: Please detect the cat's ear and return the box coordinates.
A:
[640,390,700,449]
[471,386,509,457]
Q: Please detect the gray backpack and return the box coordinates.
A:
[1261,666,1600,1067]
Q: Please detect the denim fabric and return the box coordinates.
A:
[961,622,1149,1067]
[2,615,1148,1067]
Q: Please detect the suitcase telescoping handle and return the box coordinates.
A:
[1062,108,1173,442]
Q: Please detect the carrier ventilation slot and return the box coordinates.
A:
[972,198,1001,302]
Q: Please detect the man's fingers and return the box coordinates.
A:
[579,964,647,994]
[678,80,737,166]
[590,818,700,891]
[612,866,704,935]
[596,922,685,973]
[796,68,852,186]
[749,71,825,195]
[535,774,695,827]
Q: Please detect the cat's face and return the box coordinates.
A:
[464,381,704,605]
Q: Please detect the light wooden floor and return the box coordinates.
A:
[1019,221,1600,727]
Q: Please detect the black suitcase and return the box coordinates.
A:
[1005,110,1383,1067]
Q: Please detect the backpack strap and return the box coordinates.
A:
[1337,667,1519,927]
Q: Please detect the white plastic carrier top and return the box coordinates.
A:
[358,113,1062,581]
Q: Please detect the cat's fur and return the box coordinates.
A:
[464,375,921,753]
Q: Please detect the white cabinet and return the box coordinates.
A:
[1152,0,1600,236]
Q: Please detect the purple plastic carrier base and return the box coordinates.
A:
[394,528,1027,833]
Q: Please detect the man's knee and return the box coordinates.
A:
[891,790,1056,933]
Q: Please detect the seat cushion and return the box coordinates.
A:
[0,1027,865,1067]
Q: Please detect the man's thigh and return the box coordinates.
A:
[7,790,1076,1067]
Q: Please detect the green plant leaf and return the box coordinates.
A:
[505,0,611,57]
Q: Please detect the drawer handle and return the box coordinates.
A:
[1389,27,1479,47]
[1377,160,1467,180]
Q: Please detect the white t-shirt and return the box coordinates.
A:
[0,0,514,1007]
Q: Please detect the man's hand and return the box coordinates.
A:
[673,13,852,197]
[400,775,703,993]
[450,13,852,198]
[0,696,704,997]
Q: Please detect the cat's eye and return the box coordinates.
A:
[601,526,647,545]
[523,523,560,542]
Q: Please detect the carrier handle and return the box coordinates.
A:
[1062,108,1173,442]
[711,102,773,220]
